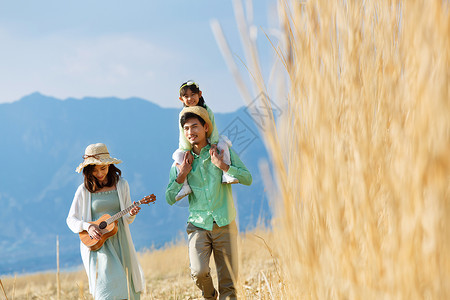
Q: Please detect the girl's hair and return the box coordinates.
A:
[83,164,122,193]
[179,81,206,108]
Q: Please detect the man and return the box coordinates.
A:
[166,106,252,300]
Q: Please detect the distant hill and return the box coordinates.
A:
[0,93,271,275]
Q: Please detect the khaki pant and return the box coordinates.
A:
[186,221,238,300]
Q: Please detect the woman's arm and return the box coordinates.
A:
[66,186,91,233]
[121,179,136,224]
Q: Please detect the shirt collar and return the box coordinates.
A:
[192,144,211,158]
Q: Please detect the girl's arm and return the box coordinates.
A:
[206,106,219,145]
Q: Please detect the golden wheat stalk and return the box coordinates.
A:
[56,236,61,300]
[214,0,449,298]
[0,279,8,300]
[76,282,86,300]
[11,275,15,300]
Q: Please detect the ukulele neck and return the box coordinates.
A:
[106,200,142,224]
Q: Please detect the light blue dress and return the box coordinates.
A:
[88,190,140,300]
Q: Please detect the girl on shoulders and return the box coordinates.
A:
[173,80,238,201]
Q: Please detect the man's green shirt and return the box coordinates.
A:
[165,144,252,230]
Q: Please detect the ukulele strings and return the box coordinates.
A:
[106,200,142,225]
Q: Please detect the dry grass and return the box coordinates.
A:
[215,0,449,299]
[0,229,279,299]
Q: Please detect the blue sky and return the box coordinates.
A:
[0,0,279,112]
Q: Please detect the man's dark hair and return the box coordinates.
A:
[180,112,206,127]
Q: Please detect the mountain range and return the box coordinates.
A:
[0,93,271,275]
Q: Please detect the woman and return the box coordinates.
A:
[66,142,148,300]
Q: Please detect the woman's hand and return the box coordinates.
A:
[130,202,141,216]
[88,224,103,240]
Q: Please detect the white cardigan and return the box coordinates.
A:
[66,178,145,294]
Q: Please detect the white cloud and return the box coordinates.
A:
[0,30,179,103]
[0,25,252,112]
[61,35,165,82]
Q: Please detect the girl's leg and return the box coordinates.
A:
[172,149,192,200]
[172,149,186,164]
[217,137,239,184]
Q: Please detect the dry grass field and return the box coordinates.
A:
[2,0,449,299]
[1,229,278,299]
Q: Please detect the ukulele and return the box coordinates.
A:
[79,194,156,251]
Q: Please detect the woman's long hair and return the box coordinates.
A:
[82,164,121,193]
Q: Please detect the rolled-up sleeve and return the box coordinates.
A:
[225,149,252,186]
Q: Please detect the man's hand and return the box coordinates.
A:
[210,148,230,172]
[186,151,194,164]
[175,151,193,170]
[176,152,192,184]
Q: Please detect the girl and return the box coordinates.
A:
[173,80,238,201]
[67,143,149,300]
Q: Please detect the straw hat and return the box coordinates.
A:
[180,106,213,138]
[75,143,122,173]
